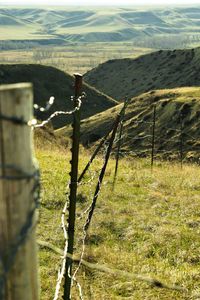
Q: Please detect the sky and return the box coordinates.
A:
[1,0,200,6]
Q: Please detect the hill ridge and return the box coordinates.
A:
[84,47,200,101]
[0,64,118,128]
[1,6,200,45]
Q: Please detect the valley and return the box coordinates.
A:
[1,4,200,300]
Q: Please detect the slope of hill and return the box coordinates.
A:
[57,87,200,160]
[0,6,200,45]
[0,64,117,128]
[84,47,200,101]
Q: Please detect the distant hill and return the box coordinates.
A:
[84,47,200,101]
[0,6,200,46]
[57,87,200,160]
[0,64,117,128]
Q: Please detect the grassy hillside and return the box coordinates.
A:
[1,6,200,45]
[57,87,200,160]
[84,47,200,101]
[36,141,200,299]
[0,64,117,128]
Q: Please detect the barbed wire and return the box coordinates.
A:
[41,94,200,300]
[0,94,84,129]
[53,180,70,300]
[0,114,29,126]
[72,172,105,292]
[66,117,120,299]
[34,95,83,128]
[3,89,200,299]
[0,91,86,300]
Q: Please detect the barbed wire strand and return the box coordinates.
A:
[72,140,110,298]
[34,96,82,128]
[53,96,85,300]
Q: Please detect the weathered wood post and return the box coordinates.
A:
[63,74,82,300]
[0,83,39,300]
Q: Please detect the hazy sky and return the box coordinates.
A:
[1,0,200,6]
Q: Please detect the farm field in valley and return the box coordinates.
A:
[36,138,200,300]
[0,43,153,75]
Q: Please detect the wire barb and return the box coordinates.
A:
[0,113,29,126]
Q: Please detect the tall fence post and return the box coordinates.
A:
[0,83,39,300]
[151,104,156,170]
[84,112,122,232]
[63,74,82,300]
[112,97,129,190]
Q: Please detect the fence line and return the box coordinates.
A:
[63,73,83,300]
[1,79,200,300]
[35,88,200,299]
[0,80,87,300]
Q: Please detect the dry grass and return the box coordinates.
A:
[0,44,152,75]
[36,140,200,299]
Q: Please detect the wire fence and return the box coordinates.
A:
[1,81,200,300]
[112,106,200,167]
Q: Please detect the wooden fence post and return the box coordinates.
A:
[0,83,39,300]
[63,74,82,300]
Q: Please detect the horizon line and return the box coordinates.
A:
[1,3,200,6]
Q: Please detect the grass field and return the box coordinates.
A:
[36,138,200,299]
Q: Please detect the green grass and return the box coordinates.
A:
[36,142,200,299]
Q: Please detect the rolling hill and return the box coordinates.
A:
[57,87,200,160]
[0,64,117,128]
[84,47,200,101]
[0,6,200,45]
